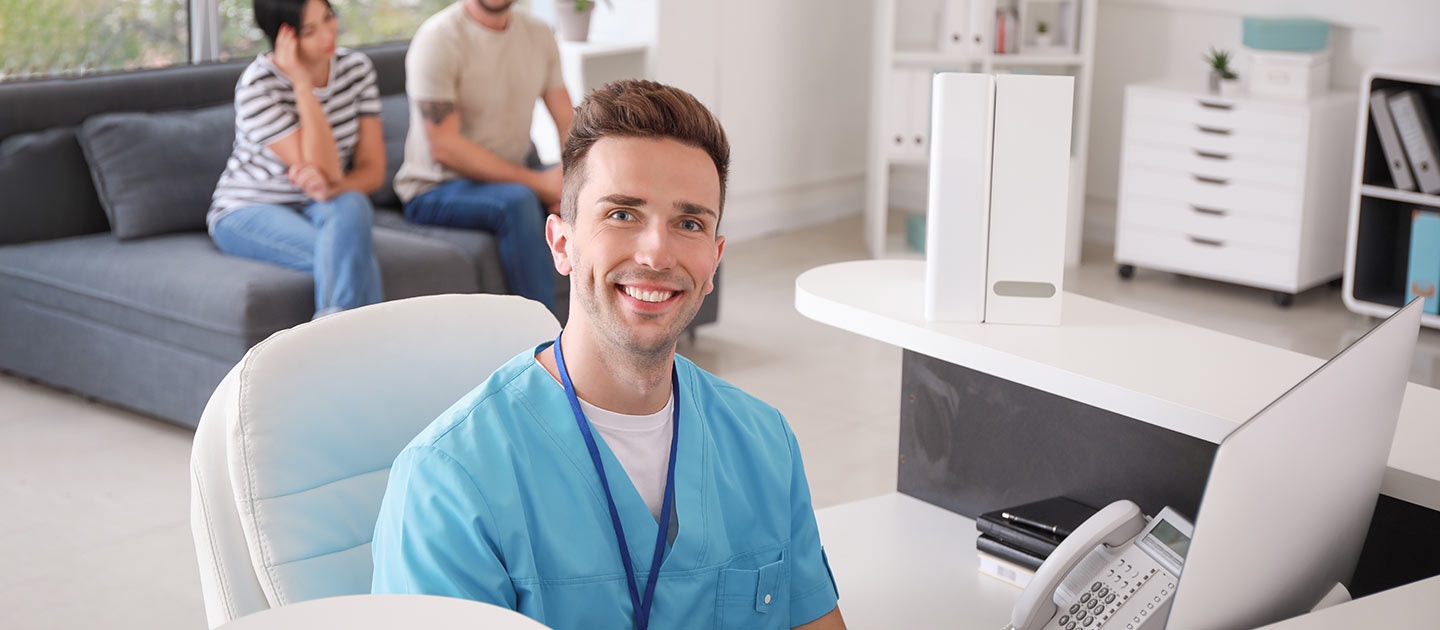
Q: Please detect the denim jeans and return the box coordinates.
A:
[212,191,384,317]
[404,178,556,313]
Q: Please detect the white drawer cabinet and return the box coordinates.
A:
[1115,82,1358,305]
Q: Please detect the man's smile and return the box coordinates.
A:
[622,285,678,303]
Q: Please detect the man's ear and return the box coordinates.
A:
[703,234,725,295]
[546,214,573,276]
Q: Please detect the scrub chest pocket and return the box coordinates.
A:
[716,552,789,629]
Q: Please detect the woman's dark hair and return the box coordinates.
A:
[253,0,332,49]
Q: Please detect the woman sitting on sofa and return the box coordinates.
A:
[209,0,386,319]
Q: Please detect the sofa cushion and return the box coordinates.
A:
[371,210,572,322]
[371,209,508,293]
[371,93,410,209]
[0,128,110,245]
[78,103,235,240]
[0,228,481,363]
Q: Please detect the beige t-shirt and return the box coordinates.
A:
[394,4,563,202]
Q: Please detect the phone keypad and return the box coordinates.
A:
[1056,557,1159,629]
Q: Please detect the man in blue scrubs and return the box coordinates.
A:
[371,80,845,629]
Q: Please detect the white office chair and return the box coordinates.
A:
[189,294,560,628]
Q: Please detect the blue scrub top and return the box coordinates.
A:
[372,343,839,629]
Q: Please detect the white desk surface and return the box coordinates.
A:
[815,492,1018,628]
[817,492,1440,629]
[217,594,546,629]
[796,260,1440,511]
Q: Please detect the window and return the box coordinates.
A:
[216,0,454,62]
[1,0,188,80]
[1,0,472,82]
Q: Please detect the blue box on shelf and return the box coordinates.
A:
[1242,17,1330,52]
[1408,209,1440,316]
[906,214,927,253]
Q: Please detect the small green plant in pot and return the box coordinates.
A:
[1204,46,1240,95]
[1035,21,1054,48]
[557,0,611,42]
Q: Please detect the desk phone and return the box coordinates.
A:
[1007,500,1194,630]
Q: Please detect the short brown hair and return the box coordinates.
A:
[560,80,730,223]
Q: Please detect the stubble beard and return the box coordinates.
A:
[474,0,515,15]
[572,258,702,372]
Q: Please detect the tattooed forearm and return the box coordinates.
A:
[418,100,456,125]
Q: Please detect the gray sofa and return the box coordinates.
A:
[0,42,717,428]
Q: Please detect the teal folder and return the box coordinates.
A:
[1408,210,1440,315]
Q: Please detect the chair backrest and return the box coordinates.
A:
[189,294,560,628]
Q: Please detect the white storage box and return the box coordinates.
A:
[1245,48,1330,101]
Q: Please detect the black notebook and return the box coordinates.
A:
[976,496,1099,558]
[976,534,1046,571]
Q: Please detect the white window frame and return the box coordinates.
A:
[190,0,223,63]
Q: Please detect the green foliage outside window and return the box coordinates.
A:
[1,0,463,81]
[217,0,456,61]
[0,0,187,80]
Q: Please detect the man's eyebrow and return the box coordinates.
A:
[595,194,716,219]
[677,202,717,219]
[596,194,647,207]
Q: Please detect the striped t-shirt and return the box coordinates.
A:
[208,47,381,230]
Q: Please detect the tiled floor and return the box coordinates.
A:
[3,213,1437,629]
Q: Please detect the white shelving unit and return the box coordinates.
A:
[866,0,1098,264]
[1344,67,1440,330]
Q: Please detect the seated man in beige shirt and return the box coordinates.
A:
[394,0,571,313]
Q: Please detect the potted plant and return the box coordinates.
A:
[556,0,610,43]
[1204,46,1240,96]
[1034,21,1054,48]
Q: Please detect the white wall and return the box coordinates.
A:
[1086,0,1440,242]
[574,0,1440,247]
[587,0,873,243]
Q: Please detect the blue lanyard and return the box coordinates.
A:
[553,332,679,630]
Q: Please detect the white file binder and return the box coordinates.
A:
[1388,90,1440,194]
[924,73,995,322]
[984,74,1074,326]
[1370,89,1417,191]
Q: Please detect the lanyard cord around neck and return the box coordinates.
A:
[553,332,679,630]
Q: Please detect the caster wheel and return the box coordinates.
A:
[1118,264,1135,279]
[1273,292,1294,308]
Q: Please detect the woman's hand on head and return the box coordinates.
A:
[273,25,309,88]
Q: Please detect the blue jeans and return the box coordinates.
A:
[212,191,384,317]
[404,178,556,312]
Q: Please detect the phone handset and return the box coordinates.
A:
[1006,500,1147,630]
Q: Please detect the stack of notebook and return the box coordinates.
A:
[975,497,1098,588]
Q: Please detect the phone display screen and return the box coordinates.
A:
[1149,519,1191,559]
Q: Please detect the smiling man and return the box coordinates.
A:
[372,80,845,630]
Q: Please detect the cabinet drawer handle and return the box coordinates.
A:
[1193,149,1231,160]
[1196,125,1233,136]
[914,135,924,146]
[1192,174,1230,185]
[1197,100,1234,111]
[1188,235,1225,247]
[894,135,904,145]
[1191,205,1228,216]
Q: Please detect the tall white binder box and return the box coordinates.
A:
[924,73,995,323]
[924,72,1074,325]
